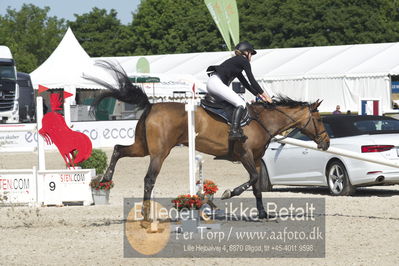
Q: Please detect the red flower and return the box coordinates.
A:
[172,194,203,210]
[199,180,218,195]
[90,180,114,191]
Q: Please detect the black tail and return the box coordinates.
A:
[83,60,151,115]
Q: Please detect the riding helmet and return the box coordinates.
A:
[235,41,257,55]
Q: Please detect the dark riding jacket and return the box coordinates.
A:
[208,55,264,96]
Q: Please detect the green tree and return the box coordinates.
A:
[130,0,224,55]
[0,4,66,73]
[238,0,399,48]
[68,8,132,57]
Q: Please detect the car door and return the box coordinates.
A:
[265,130,327,185]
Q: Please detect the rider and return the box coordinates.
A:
[206,41,273,141]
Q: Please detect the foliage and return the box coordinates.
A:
[130,0,225,55]
[68,8,132,57]
[78,149,107,175]
[90,180,114,191]
[172,194,203,210]
[239,0,399,48]
[0,4,66,73]
[2,1,399,72]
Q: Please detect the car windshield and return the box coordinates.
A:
[288,116,399,140]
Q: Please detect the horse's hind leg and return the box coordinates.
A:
[142,153,169,221]
[102,116,148,181]
[102,142,147,181]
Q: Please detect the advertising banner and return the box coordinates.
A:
[0,120,138,152]
[205,0,232,50]
[0,169,37,204]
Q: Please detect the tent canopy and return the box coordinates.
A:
[30,27,115,90]
[96,42,399,113]
[31,27,399,113]
[96,42,399,82]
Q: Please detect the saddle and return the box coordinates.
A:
[200,94,252,126]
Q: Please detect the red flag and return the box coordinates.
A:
[63,91,74,99]
[192,83,195,93]
[38,85,49,94]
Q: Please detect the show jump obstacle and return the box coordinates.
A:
[185,85,207,196]
[0,96,94,206]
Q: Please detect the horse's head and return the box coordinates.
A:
[296,100,330,151]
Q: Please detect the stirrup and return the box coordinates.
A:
[229,129,247,142]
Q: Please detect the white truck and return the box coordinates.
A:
[0,45,19,123]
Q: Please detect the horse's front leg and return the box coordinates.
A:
[221,149,258,199]
[253,162,269,219]
[142,154,167,223]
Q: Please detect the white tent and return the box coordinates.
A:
[98,42,399,113]
[30,27,117,123]
[30,27,115,92]
[34,28,399,114]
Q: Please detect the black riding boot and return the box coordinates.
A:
[229,106,247,142]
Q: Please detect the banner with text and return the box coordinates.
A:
[0,120,138,152]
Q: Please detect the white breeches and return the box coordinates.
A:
[206,75,246,108]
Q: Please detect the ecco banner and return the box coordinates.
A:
[0,120,138,152]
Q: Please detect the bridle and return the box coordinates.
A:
[253,104,328,143]
[299,107,329,144]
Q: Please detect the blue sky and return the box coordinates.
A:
[0,0,141,24]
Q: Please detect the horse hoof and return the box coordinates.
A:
[221,189,231,200]
[258,211,267,219]
[258,212,276,220]
[91,175,103,182]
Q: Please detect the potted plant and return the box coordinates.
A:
[78,149,107,176]
[196,179,219,209]
[172,194,202,231]
[78,149,111,205]
[201,179,218,198]
[90,179,114,205]
[172,194,203,211]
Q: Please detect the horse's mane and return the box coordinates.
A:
[252,94,310,109]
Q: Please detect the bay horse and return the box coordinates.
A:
[85,61,330,219]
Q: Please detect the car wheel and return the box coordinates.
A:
[326,161,355,196]
[259,160,272,192]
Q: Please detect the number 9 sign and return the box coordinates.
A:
[49,181,56,191]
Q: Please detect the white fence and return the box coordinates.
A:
[0,97,96,206]
[275,135,399,168]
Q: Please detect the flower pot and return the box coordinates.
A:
[92,189,110,205]
[180,209,200,232]
[205,194,214,201]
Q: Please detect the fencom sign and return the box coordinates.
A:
[0,169,37,204]
[123,197,325,258]
[38,169,94,206]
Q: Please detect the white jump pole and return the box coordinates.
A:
[275,135,399,168]
[185,94,197,195]
[36,96,45,171]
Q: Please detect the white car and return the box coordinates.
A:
[260,115,399,196]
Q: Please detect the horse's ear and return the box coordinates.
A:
[314,99,322,108]
[311,99,323,111]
